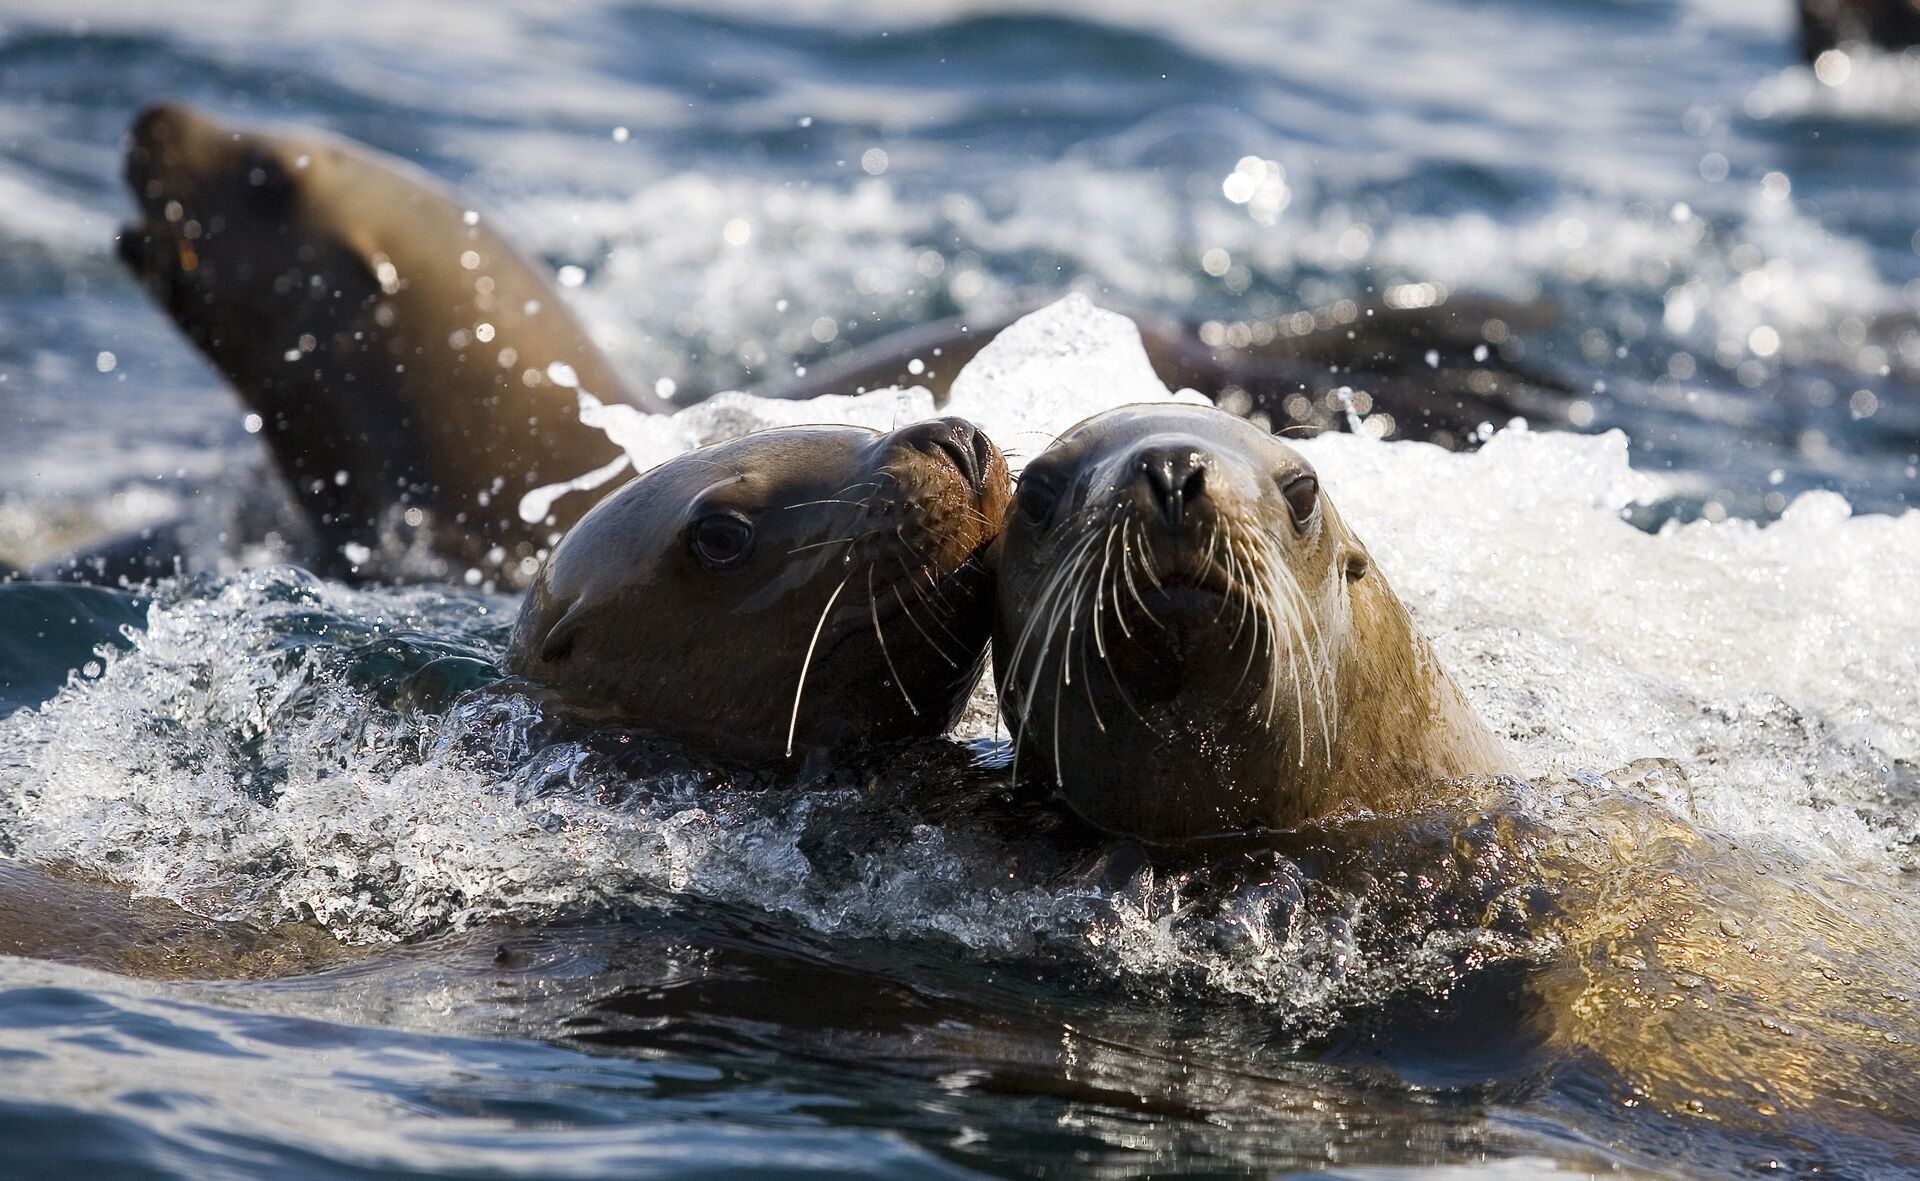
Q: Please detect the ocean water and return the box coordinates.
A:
[2,1,1920,1178]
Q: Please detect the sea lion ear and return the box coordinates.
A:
[1343,548,1369,582]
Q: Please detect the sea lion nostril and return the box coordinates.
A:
[900,418,985,494]
[1137,445,1208,527]
[969,424,995,478]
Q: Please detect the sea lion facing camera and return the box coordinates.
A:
[117,102,667,586]
[509,417,1010,761]
[992,403,1510,844]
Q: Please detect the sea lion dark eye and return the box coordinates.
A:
[1281,474,1318,531]
[1017,475,1060,526]
[690,512,754,569]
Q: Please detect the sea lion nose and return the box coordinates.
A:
[1135,444,1209,528]
[129,102,195,155]
[126,103,195,193]
[898,417,988,495]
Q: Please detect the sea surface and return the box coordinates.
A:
[2,1,1920,1178]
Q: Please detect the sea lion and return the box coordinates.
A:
[509,416,1010,761]
[1799,0,1920,61]
[785,297,1569,449]
[991,403,1511,844]
[117,102,666,587]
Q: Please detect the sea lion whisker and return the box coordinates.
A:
[1092,517,1122,661]
[787,532,872,556]
[1225,539,1263,699]
[1044,535,1105,782]
[1108,520,1136,640]
[1004,528,1101,707]
[1267,544,1338,768]
[783,498,875,510]
[1226,535,1257,652]
[786,573,852,758]
[1004,529,1104,771]
[899,559,973,652]
[1119,523,1166,631]
[890,582,961,668]
[867,565,919,718]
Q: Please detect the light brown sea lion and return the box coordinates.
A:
[117,101,666,587]
[509,416,1010,761]
[991,402,1511,844]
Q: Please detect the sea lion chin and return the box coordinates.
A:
[508,417,1011,762]
[992,403,1512,845]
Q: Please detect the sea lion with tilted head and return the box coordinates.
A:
[991,403,1511,844]
[117,102,666,587]
[510,416,1010,761]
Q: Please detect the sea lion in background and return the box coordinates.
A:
[1799,0,1920,60]
[118,102,668,588]
[787,296,1568,450]
[992,403,1510,844]
[509,417,1010,761]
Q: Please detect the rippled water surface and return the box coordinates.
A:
[3,1,1920,1178]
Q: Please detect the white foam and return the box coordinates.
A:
[942,293,1209,467]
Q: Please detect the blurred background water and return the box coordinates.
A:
[3,1,1920,1178]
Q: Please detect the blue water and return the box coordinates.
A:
[4,0,1920,1177]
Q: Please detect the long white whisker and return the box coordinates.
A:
[869,566,918,717]
[787,574,851,758]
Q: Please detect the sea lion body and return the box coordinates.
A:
[118,102,662,586]
[781,298,1568,449]
[992,403,1509,843]
[509,417,1010,761]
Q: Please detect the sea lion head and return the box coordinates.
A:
[116,102,642,583]
[994,403,1390,844]
[118,102,384,365]
[509,418,1011,762]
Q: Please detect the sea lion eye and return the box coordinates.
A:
[690,512,754,569]
[1017,474,1060,526]
[1281,474,1318,531]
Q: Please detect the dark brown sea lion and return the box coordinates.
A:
[991,403,1511,844]
[1800,0,1920,61]
[787,296,1569,450]
[117,102,665,587]
[509,417,1010,761]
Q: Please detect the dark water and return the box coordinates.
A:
[4,1,1920,1177]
